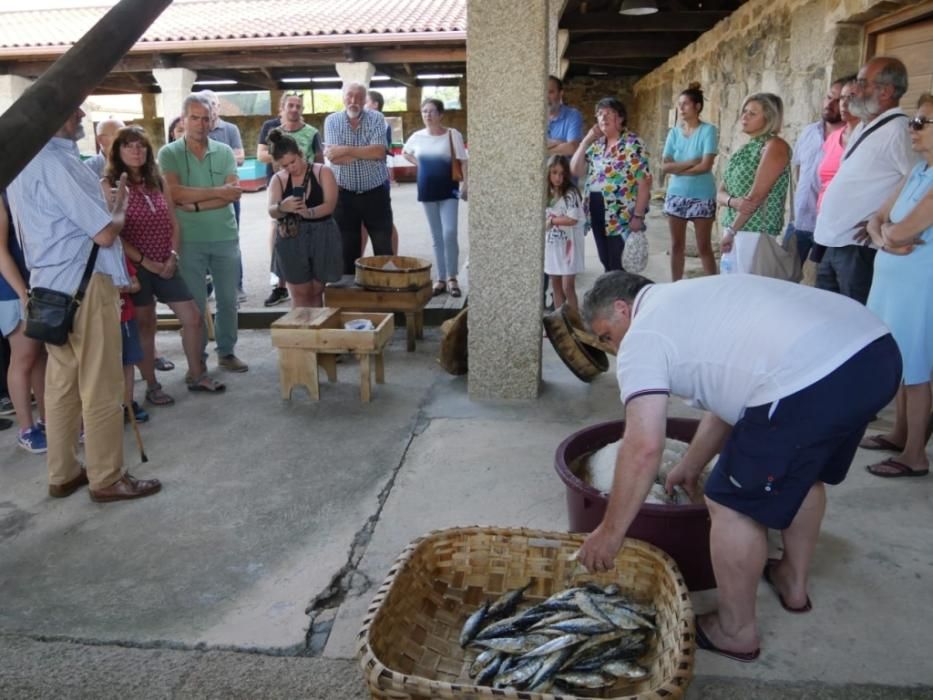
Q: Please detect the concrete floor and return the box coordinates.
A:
[1,190,931,698]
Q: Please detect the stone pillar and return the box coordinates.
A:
[467,0,548,400]
[0,74,33,115]
[335,62,375,89]
[153,67,196,142]
[548,0,568,77]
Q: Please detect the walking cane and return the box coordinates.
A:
[126,402,148,463]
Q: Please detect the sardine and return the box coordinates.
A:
[473,633,553,654]
[529,610,578,629]
[468,648,500,678]
[474,654,503,686]
[527,648,573,691]
[555,671,616,689]
[459,601,490,647]
[487,583,531,619]
[596,598,656,630]
[574,590,614,625]
[521,633,586,657]
[602,660,649,680]
[492,656,543,688]
[545,616,616,635]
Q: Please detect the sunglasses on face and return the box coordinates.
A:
[908,117,933,131]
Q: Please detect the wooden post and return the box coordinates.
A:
[0,0,172,190]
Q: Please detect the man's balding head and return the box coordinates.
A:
[851,56,908,121]
[95,118,125,154]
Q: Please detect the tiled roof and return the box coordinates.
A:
[0,0,466,50]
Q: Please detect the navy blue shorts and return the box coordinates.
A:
[121,318,144,366]
[704,334,901,530]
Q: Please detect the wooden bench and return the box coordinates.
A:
[323,275,431,352]
[270,307,394,403]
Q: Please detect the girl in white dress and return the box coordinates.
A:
[545,155,585,310]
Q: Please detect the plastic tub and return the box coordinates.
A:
[554,417,716,591]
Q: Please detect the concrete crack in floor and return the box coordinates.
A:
[303,398,433,656]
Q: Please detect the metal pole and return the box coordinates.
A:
[0,0,173,190]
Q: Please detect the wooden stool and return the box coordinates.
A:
[324,276,431,352]
[270,307,394,403]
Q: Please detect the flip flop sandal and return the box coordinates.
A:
[694,621,760,663]
[859,435,904,451]
[762,559,812,613]
[187,375,226,393]
[145,384,175,406]
[866,458,929,478]
[154,357,175,372]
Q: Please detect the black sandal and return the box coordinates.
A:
[448,279,462,298]
[432,282,447,297]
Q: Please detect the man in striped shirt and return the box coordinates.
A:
[324,82,394,274]
[7,107,162,502]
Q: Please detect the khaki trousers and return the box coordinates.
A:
[46,273,124,490]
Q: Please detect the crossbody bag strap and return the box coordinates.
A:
[74,244,100,302]
[843,113,907,161]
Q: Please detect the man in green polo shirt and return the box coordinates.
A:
[158,94,248,374]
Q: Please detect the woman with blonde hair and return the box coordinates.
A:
[717,93,791,273]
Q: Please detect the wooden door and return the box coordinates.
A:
[867,3,933,110]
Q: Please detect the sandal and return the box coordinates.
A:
[154,356,175,372]
[145,383,175,406]
[448,279,462,298]
[432,281,447,297]
[187,374,226,393]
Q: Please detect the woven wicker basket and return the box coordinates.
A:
[357,526,694,700]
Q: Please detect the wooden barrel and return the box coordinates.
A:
[355,256,432,291]
[543,304,609,382]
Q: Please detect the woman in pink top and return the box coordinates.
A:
[816,77,861,210]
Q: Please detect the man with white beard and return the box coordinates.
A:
[323,82,393,274]
[812,56,915,303]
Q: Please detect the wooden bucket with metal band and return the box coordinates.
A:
[355,255,432,291]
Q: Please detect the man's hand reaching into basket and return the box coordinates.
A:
[578,522,626,574]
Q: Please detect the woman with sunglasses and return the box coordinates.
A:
[861,93,933,478]
[102,127,224,403]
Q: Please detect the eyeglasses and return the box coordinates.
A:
[855,78,887,89]
[908,117,933,131]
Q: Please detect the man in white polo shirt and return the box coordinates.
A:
[576,271,900,662]
[812,56,915,303]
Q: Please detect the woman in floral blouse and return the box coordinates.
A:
[571,97,651,272]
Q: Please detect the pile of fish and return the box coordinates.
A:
[459,582,655,694]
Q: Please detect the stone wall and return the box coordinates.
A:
[562,75,638,133]
[629,0,916,190]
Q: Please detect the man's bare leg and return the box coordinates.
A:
[770,481,825,609]
[699,498,766,654]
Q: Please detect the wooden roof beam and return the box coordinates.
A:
[563,10,731,32]
[374,64,417,88]
[567,39,691,59]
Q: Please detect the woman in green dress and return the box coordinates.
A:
[717,93,791,273]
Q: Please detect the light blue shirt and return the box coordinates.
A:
[791,121,828,232]
[548,104,584,144]
[6,137,128,293]
[662,122,718,200]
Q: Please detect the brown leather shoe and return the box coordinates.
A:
[89,474,162,503]
[49,468,89,498]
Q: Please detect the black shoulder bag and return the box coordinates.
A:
[25,244,100,346]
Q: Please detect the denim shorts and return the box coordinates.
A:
[131,266,193,307]
[121,318,144,366]
[704,334,901,529]
[0,298,24,338]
